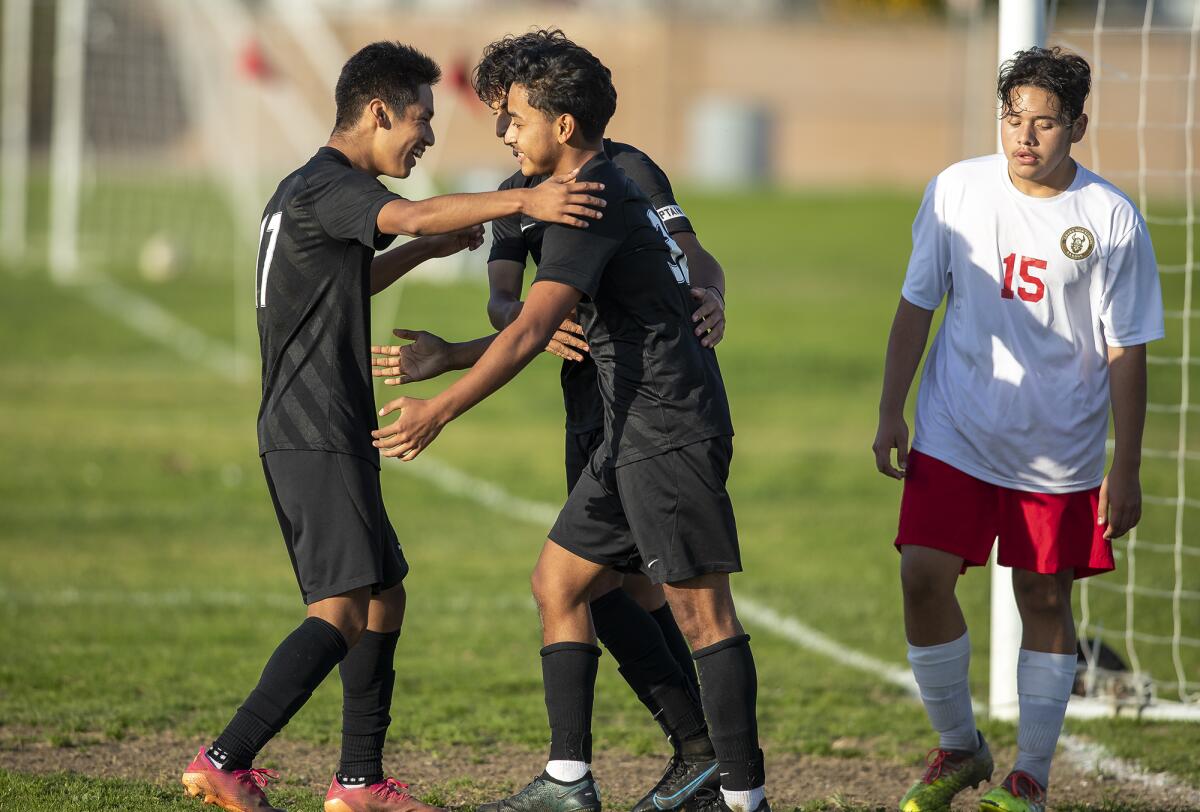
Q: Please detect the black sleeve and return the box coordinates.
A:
[311,167,404,248]
[533,187,624,299]
[612,148,695,236]
[488,214,527,264]
[487,174,529,264]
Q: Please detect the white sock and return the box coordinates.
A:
[721,786,766,812]
[545,760,589,782]
[1013,648,1076,788]
[907,631,978,752]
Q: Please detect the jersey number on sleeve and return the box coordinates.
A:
[255,211,282,308]
[1001,253,1046,303]
[645,208,690,285]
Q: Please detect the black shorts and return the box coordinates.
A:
[565,427,604,494]
[549,436,741,585]
[262,450,408,605]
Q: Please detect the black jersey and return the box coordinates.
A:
[532,152,732,467]
[254,147,403,466]
[488,139,695,434]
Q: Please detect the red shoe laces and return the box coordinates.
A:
[1005,771,1045,801]
[372,778,413,801]
[235,767,279,790]
[921,748,959,783]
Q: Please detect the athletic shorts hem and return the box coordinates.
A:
[546,534,741,585]
[894,539,1115,579]
[547,533,628,570]
[302,574,390,606]
[645,562,742,586]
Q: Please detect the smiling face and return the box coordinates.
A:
[373,83,435,179]
[503,83,567,176]
[1001,84,1087,195]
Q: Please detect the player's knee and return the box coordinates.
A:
[1013,572,1072,616]
[900,559,955,607]
[530,562,565,614]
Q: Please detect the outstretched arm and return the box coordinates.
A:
[872,297,935,479]
[371,329,499,385]
[1100,344,1148,539]
[377,171,605,237]
[370,227,484,295]
[486,258,588,362]
[372,280,584,460]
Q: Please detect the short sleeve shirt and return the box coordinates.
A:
[903,154,1164,492]
[487,139,695,434]
[531,152,732,466]
[255,147,403,466]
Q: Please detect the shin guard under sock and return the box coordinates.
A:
[693,635,764,792]
[541,642,602,762]
[1014,649,1076,788]
[212,617,349,770]
[590,589,710,754]
[338,628,401,785]
[907,632,977,752]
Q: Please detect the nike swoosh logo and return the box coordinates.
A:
[653,764,718,808]
[521,222,537,232]
[556,781,591,799]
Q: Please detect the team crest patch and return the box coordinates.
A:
[1060,226,1096,260]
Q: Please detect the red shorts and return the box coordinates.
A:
[894,450,1114,579]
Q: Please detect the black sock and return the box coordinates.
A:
[650,603,702,704]
[590,589,712,757]
[337,628,400,785]
[211,617,349,770]
[693,634,764,791]
[541,641,601,762]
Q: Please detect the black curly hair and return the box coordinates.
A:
[507,40,616,141]
[333,41,441,133]
[998,46,1091,123]
[472,28,574,106]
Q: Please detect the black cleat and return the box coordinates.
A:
[478,772,601,812]
[687,789,770,812]
[631,755,720,812]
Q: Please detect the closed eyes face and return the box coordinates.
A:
[1001,85,1086,188]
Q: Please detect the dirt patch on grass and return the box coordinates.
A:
[0,728,1195,810]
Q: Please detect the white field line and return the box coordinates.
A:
[69,272,1192,794]
[0,586,532,614]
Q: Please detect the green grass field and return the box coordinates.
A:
[1,187,1198,811]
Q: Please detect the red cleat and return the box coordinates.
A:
[324,776,444,812]
[181,748,285,812]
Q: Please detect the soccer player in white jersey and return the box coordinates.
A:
[872,47,1163,812]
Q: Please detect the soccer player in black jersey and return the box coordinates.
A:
[371,41,769,812]
[179,41,606,812]
[371,30,728,812]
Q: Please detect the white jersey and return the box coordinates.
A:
[903,153,1164,493]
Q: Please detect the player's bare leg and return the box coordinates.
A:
[899,546,966,647]
[980,570,1076,812]
[896,546,991,812]
[661,574,767,812]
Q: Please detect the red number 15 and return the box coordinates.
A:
[1001,253,1046,303]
